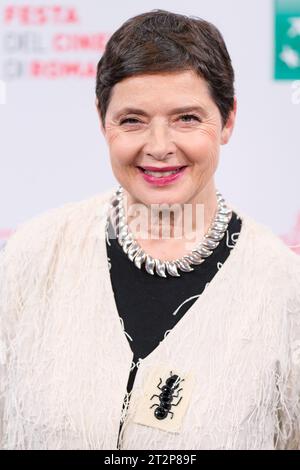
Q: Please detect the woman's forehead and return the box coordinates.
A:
[112,70,208,92]
[107,72,212,115]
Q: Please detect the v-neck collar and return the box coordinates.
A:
[96,187,253,374]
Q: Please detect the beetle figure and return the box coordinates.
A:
[149,370,185,420]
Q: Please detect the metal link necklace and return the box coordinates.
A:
[105,185,232,278]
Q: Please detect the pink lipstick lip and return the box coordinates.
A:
[137,165,186,172]
[137,165,187,186]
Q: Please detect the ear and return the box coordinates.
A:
[221,96,237,145]
[95,97,105,136]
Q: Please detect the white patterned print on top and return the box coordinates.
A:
[171,294,201,317]
[226,229,240,248]
[171,280,211,318]
[130,358,142,372]
[119,317,133,342]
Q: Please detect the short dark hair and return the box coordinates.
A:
[95,9,235,128]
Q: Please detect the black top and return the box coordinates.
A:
[105,209,242,447]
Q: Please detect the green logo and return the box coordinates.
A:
[275,0,300,79]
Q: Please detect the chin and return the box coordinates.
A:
[138,190,190,207]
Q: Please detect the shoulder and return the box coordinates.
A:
[232,205,300,297]
[1,186,116,261]
[0,186,117,322]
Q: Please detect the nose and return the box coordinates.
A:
[143,121,176,160]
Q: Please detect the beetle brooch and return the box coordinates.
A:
[149,371,185,420]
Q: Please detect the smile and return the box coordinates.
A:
[137,166,188,186]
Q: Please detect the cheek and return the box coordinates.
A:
[182,128,220,165]
[196,124,220,146]
[107,132,137,167]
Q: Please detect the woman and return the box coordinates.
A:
[0,9,299,450]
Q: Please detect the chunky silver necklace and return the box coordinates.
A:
[106,185,232,278]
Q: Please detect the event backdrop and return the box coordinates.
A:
[0,0,299,253]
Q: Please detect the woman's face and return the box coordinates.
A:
[98,69,236,208]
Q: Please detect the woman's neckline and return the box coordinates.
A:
[97,187,253,369]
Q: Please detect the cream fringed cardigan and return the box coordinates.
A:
[0,186,300,450]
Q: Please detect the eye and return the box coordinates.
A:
[119,114,201,126]
[119,117,140,125]
[179,114,201,123]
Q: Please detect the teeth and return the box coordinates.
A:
[143,169,181,177]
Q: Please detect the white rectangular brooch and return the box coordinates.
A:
[133,363,195,433]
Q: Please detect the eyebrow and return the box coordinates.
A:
[114,105,208,118]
